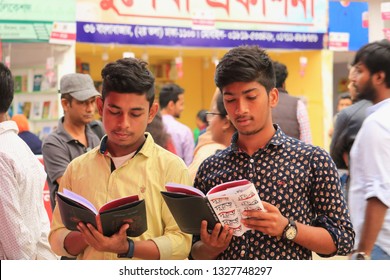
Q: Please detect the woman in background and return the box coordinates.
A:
[188,90,236,182]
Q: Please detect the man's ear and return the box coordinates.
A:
[96,96,104,116]
[269,88,279,108]
[61,98,70,112]
[148,102,159,124]
[222,117,232,132]
[375,71,386,85]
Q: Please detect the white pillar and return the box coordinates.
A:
[367,0,387,42]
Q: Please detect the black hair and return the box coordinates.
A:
[215,45,275,94]
[216,91,227,117]
[197,109,208,123]
[101,58,155,107]
[353,39,390,87]
[338,93,352,101]
[146,110,170,149]
[272,61,288,89]
[0,62,14,114]
[158,83,184,109]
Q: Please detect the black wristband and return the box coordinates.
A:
[117,238,135,259]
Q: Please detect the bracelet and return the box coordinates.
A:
[117,238,135,259]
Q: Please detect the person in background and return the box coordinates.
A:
[190,45,354,260]
[272,61,312,144]
[349,39,390,260]
[11,114,42,155]
[188,90,236,182]
[0,62,57,260]
[328,93,352,138]
[146,109,176,154]
[89,119,105,140]
[49,57,191,260]
[330,66,372,197]
[42,73,101,211]
[159,83,194,166]
[193,109,208,146]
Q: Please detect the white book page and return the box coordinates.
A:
[62,189,98,215]
[207,183,264,236]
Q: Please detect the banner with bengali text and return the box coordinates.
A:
[76,0,327,49]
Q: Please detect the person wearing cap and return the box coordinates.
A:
[159,83,194,165]
[42,73,102,211]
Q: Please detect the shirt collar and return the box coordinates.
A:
[366,98,390,116]
[0,120,19,135]
[99,132,155,158]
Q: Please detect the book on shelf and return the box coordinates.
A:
[41,101,51,119]
[33,74,43,91]
[161,179,264,236]
[30,101,43,120]
[16,102,24,114]
[39,126,53,141]
[56,189,148,237]
[13,75,27,93]
[22,101,32,119]
[49,101,59,120]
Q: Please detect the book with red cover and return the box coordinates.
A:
[161,179,264,236]
[56,189,147,237]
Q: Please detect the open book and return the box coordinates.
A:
[161,179,264,236]
[56,189,147,237]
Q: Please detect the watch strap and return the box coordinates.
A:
[117,238,135,259]
[282,219,297,240]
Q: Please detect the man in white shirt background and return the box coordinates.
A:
[349,39,390,260]
[159,83,194,166]
[0,62,57,260]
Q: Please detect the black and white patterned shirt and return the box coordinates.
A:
[193,126,355,260]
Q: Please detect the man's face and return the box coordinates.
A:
[64,96,96,125]
[347,67,358,101]
[222,81,277,136]
[172,94,185,118]
[352,62,377,102]
[97,91,157,157]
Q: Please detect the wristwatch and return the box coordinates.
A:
[117,238,135,259]
[350,251,370,260]
[282,219,298,240]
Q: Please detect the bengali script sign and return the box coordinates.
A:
[77,21,324,49]
[76,0,326,48]
[0,0,75,22]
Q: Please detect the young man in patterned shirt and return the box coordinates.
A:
[190,45,355,260]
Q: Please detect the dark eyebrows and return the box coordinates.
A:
[107,103,145,112]
[242,88,258,94]
[223,87,258,96]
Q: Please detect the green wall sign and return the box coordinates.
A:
[0,0,75,41]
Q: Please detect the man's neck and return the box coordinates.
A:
[160,108,169,115]
[237,125,276,156]
[0,113,7,123]
[63,118,88,146]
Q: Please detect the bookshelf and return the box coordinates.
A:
[149,60,175,98]
[11,67,62,140]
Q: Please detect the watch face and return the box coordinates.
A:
[286,227,297,240]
